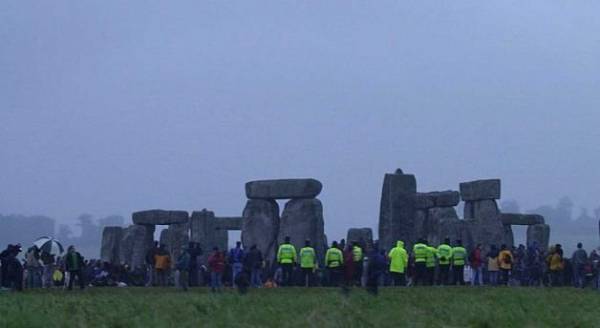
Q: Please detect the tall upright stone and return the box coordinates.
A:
[527,224,550,250]
[378,169,417,251]
[346,228,373,247]
[278,198,326,264]
[460,177,510,251]
[119,225,154,269]
[241,199,280,264]
[190,209,228,261]
[100,226,123,264]
[163,223,189,263]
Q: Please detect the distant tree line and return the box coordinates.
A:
[501,197,600,253]
[0,213,125,258]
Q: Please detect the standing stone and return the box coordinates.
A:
[425,207,460,246]
[166,223,189,263]
[503,225,514,247]
[527,224,550,250]
[346,228,373,248]
[464,200,499,221]
[241,199,280,264]
[245,179,323,199]
[460,179,501,201]
[413,210,429,243]
[378,170,417,251]
[190,209,228,261]
[433,219,473,250]
[467,218,506,252]
[278,198,326,264]
[100,226,123,264]
[119,225,154,269]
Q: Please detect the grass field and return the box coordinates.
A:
[1,287,599,327]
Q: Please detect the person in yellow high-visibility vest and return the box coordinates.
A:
[388,240,408,286]
[325,241,344,287]
[351,241,364,286]
[451,239,467,285]
[277,236,297,287]
[437,238,453,285]
[412,238,429,286]
[426,245,437,286]
[299,239,316,287]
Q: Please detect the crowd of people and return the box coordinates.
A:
[2,237,600,294]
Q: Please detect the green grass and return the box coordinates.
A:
[1,287,599,327]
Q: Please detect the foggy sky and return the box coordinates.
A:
[2,1,600,242]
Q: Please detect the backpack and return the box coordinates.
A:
[503,253,512,265]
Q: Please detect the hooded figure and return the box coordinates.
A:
[388,241,408,286]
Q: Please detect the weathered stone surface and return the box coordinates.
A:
[425,207,460,247]
[214,217,243,230]
[241,199,280,264]
[346,228,373,248]
[132,209,189,225]
[464,200,499,221]
[378,170,417,250]
[430,219,473,250]
[413,210,429,243]
[433,191,461,207]
[500,213,545,226]
[414,193,435,209]
[467,218,507,251]
[278,198,326,264]
[427,207,459,223]
[503,224,514,247]
[527,224,550,250]
[100,226,123,264]
[190,209,228,261]
[164,223,189,264]
[245,179,323,199]
[119,225,154,269]
[460,179,501,201]
[414,191,460,209]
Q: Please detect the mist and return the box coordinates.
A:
[2,1,600,246]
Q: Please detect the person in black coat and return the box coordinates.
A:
[1,244,24,291]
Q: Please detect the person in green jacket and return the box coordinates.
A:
[299,239,316,287]
[351,241,363,286]
[325,241,344,287]
[412,239,429,286]
[388,240,408,286]
[426,245,437,286]
[437,238,453,285]
[452,240,467,285]
[277,236,297,286]
[64,245,85,290]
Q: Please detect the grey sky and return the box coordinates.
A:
[2,1,599,242]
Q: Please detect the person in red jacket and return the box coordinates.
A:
[470,244,484,286]
[208,247,225,292]
[343,245,356,288]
